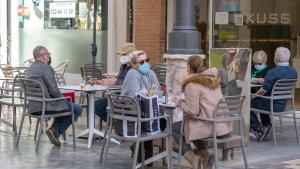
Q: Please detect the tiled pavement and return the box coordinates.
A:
[0,107,300,169]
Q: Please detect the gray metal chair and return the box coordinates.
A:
[54,60,69,76]
[15,79,76,152]
[251,79,299,146]
[98,85,122,130]
[100,94,172,169]
[152,62,166,86]
[84,63,107,74]
[0,73,26,134]
[178,95,248,169]
[55,73,66,86]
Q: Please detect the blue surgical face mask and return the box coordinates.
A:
[138,63,150,75]
[254,64,266,71]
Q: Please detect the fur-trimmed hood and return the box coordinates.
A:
[182,68,220,90]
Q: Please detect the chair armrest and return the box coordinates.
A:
[0,87,14,92]
[140,115,170,122]
[184,114,214,122]
[44,96,71,102]
[251,94,272,99]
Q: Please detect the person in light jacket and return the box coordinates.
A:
[172,55,233,169]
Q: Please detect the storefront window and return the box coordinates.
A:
[18,0,104,30]
[17,0,108,74]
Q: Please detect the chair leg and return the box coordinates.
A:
[141,141,145,168]
[35,118,44,152]
[28,117,32,124]
[240,121,248,169]
[279,115,283,133]
[214,138,219,169]
[0,104,2,118]
[102,118,113,168]
[292,111,300,144]
[100,115,110,162]
[160,139,166,165]
[13,106,17,135]
[15,112,26,148]
[72,112,76,147]
[270,113,277,146]
[99,119,103,131]
[178,120,184,169]
[34,119,40,141]
[132,141,140,169]
[166,130,172,169]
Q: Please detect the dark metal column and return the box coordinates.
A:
[167,0,201,54]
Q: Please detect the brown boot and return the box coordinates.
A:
[184,150,203,169]
[194,149,214,169]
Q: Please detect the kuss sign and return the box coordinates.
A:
[244,13,290,25]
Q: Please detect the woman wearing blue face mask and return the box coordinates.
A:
[251,50,271,87]
[121,50,159,97]
[121,50,159,166]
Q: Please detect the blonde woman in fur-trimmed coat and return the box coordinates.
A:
[172,55,233,169]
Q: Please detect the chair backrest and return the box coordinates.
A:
[84,63,107,73]
[0,64,18,78]
[271,79,297,100]
[12,72,26,89]
[21,79,45,106]
[54,60,69,76]
[11,73,27,101]
[152,62,166,86]
[0,73,24,99]
[55,73,66,86]
[22,58,35,65]
[107,94,141,118]
[106,85,122,95]
[80,66,103,81]
[214,95,246,120]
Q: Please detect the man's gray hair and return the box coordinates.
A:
[274,47,290,63]
[33,46,47,59]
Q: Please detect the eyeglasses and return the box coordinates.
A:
[135,58,150,65]
[40,52,51,57]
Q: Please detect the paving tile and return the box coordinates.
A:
[0,107,300,169]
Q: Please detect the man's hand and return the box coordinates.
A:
[256,87,267,96]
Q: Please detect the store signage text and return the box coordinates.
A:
[49,2,76,18]
[245,13,290,25]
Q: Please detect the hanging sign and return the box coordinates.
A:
[49,2,76,18]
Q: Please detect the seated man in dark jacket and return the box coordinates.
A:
[250,47,297,141]
[26,46,82,146]
[94,43,135,121]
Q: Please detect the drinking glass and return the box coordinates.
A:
[90,78,97,86]
[80,78,86,89]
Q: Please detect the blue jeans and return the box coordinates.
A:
[51,101,82,134]
[94,97,108,121]
[250,98,285,131]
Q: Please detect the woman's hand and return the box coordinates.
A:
[98,77,117,86]
[172,96,181,106]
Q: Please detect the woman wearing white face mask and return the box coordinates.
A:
[94,43,135,121]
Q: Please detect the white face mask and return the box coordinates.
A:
[120,56,129,64]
